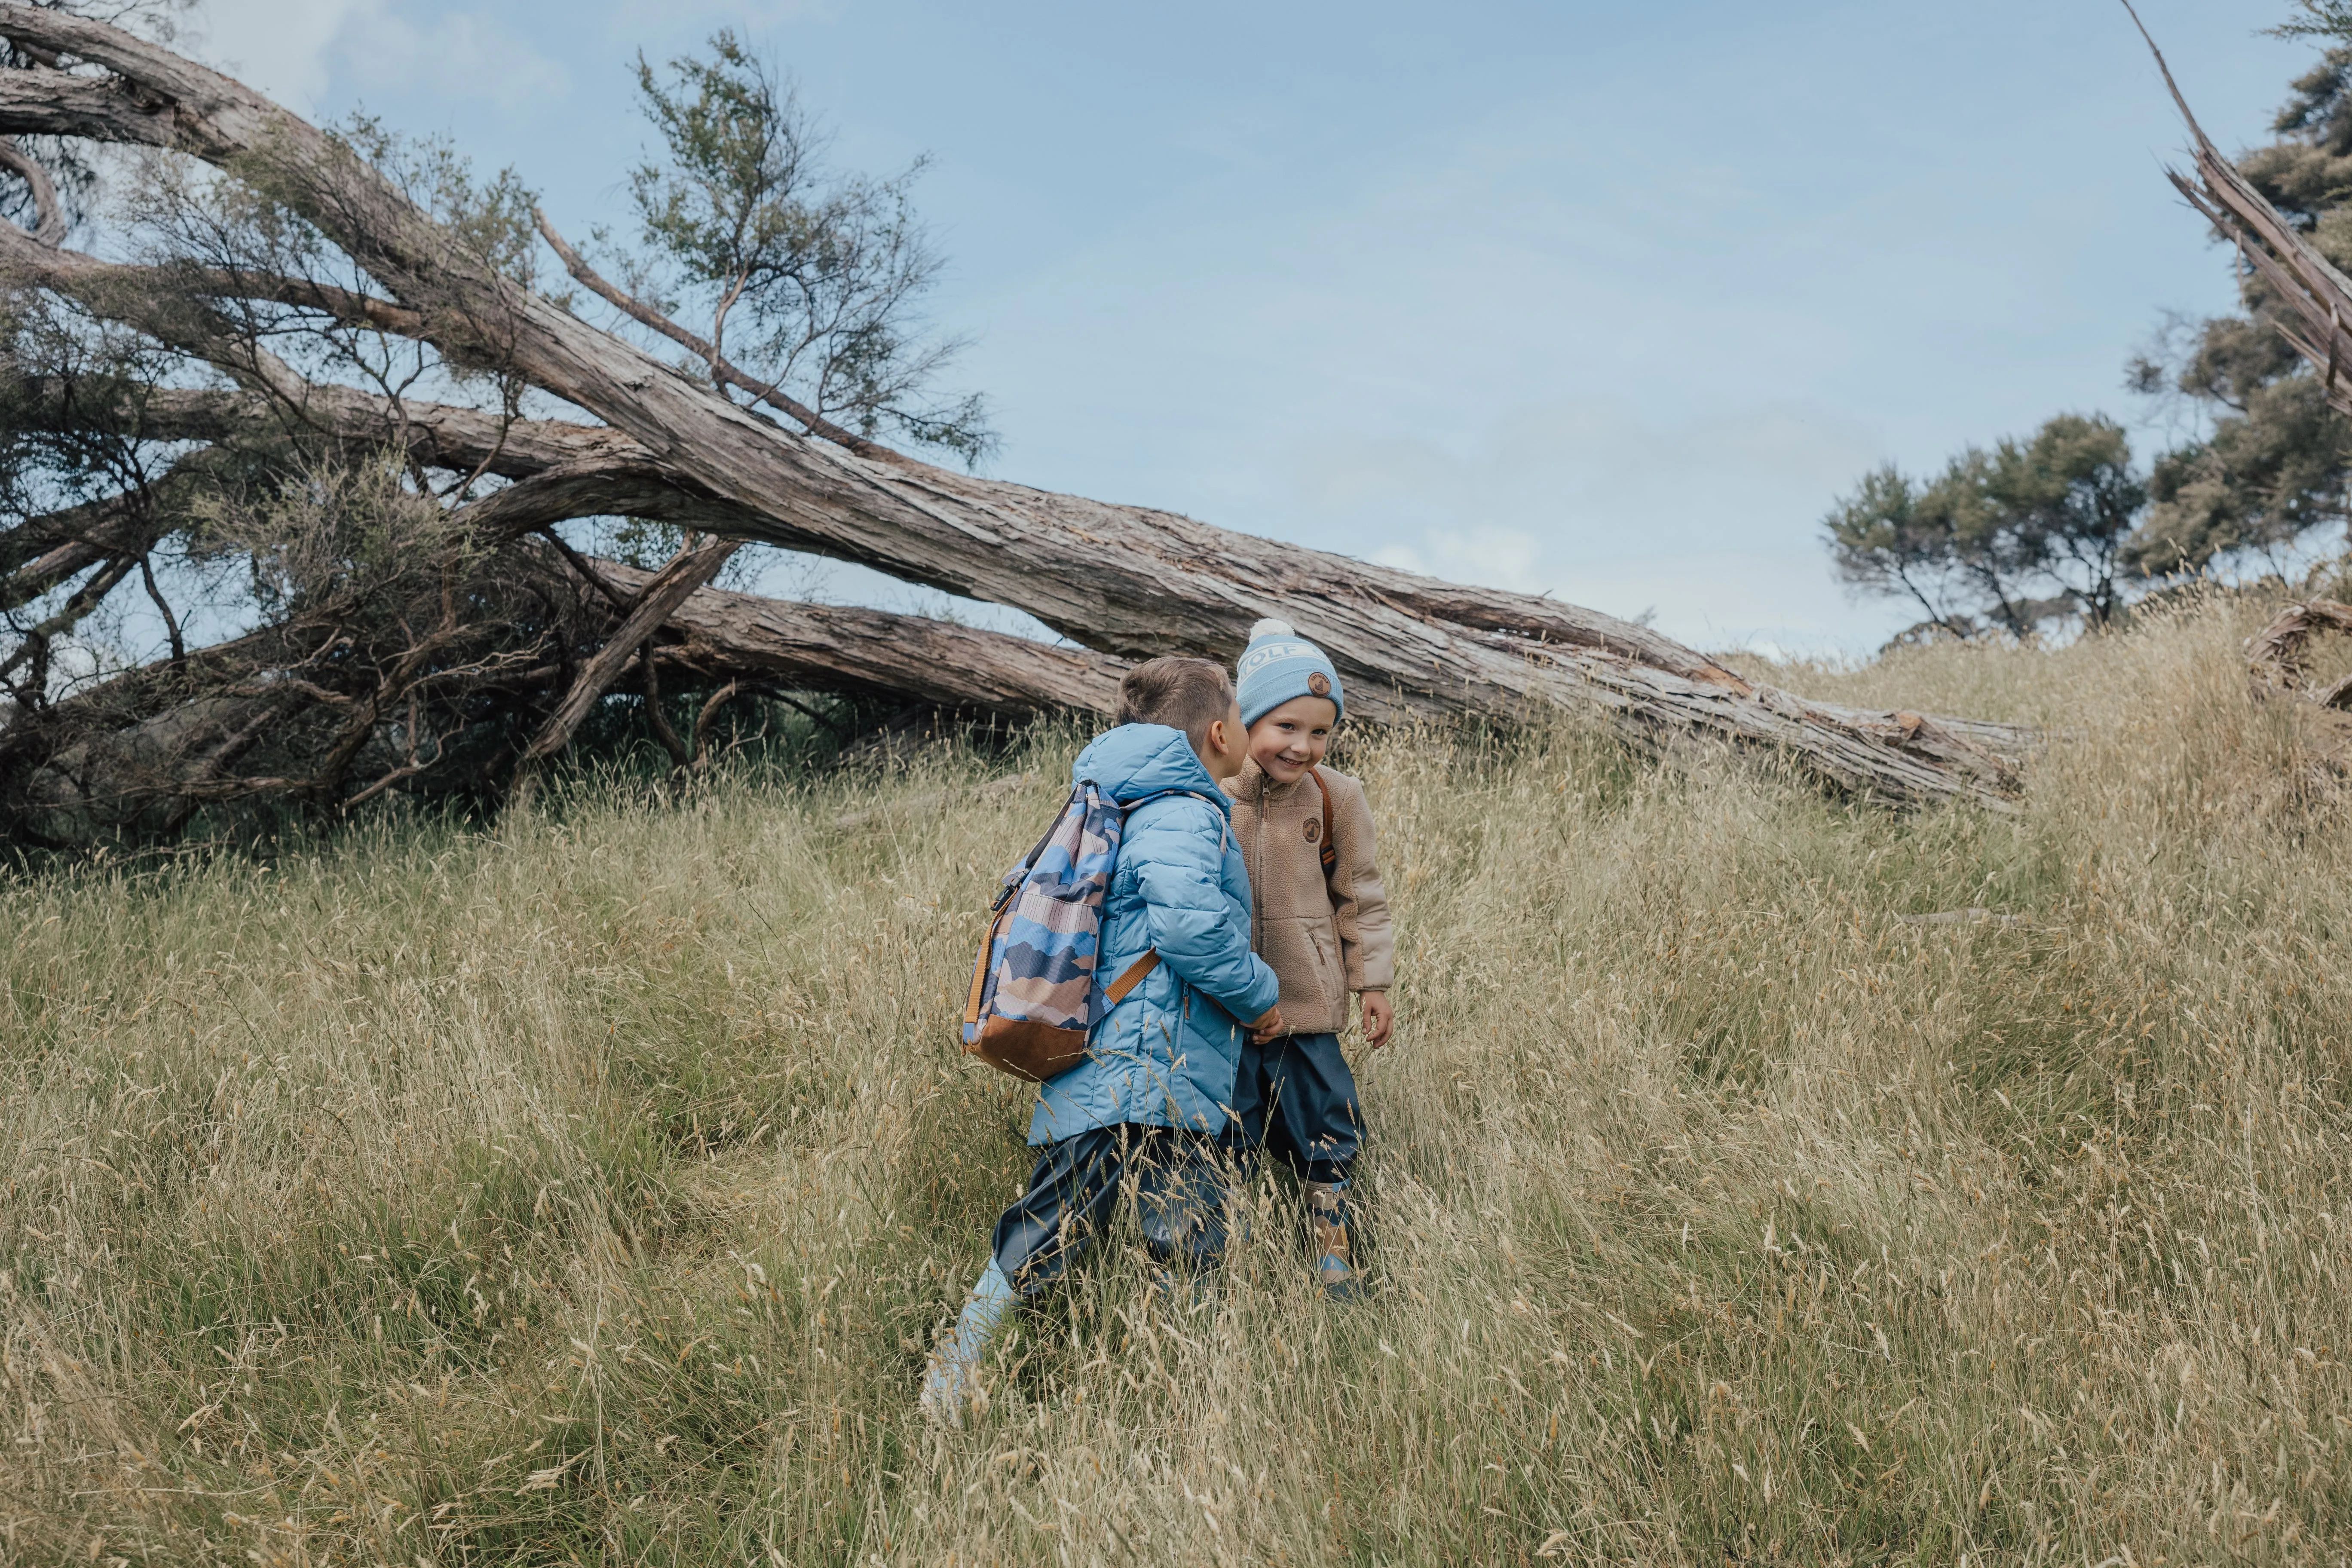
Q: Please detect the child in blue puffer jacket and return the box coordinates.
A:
[922,656,1283,1425]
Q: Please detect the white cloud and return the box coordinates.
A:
[190,0,570,118]
[1544,550,1893,655]
[1375,534,1891,653]
[600,0,842,26]
[1296,400,1904,653]
[188,0,356,109]
[1275,400,1879,542]
[1368,524,1540,586]
[333,5,571,113]
[957,70,1909,658]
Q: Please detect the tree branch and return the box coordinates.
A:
[443,457,748,539]
[0,132,64,244]
[180,263,429,336]
[3,489,152,613]
[516,533,741,769]
[0,3,2032,808]
[690,679,741,769]
[591,549,1129,717]
[533,525,631,612]
[1,374,658,491]
[0,224,318,404]
[0,550,137,683]
[532,205,888,459]
[639,642,688,768]
[0,68,180,155]
[136,548,182,663]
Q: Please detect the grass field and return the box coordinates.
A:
[6,593,2352,1565]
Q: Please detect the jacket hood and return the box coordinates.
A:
[1072,724,1230,811]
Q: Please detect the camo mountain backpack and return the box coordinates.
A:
[959,781,1201,1082]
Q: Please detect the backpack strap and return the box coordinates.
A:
[993,781,1091,913]
[1103,950,1159,1004]
[1308,766,1338,881]
[1093,787,1228,1013]
[964,901,1011,1026]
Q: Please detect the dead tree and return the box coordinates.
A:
[628,558,1129,719]
[2121,11,2352,726]
[2128,12,2352,427]
[2246,598,2352,709]
[0,4,2030,834]
[0,536,1124,842]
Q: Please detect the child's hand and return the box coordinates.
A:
[1360,992,1395,1049]
[1247,1004,1284,1044]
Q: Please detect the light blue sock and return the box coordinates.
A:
[923,1259,1016,1417]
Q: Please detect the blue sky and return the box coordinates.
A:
[194,0,2310,653]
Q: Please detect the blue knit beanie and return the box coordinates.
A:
[1235,618,1344,726]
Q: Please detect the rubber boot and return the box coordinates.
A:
[920,1258,1015,1426]
[1304,1181,1360,1300]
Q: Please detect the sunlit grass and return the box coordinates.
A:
[6,594,2351,1564]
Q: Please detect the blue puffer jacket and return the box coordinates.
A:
[1027,725,1281,1145]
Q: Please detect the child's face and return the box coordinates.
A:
[1247,695,1338,784]
[1196,698,1253,783]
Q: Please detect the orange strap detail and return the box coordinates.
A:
[964,904,1009,1027]
[1308,766,1338,879]
[1103,949,1159,1004]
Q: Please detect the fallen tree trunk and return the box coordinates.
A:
[23,377,2024,780]
[0,537,1126,840]
[2247,599,2352,710]
[603,558,1132,717]
[0,6,2031,808]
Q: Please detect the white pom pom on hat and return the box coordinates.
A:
[1247,617,1296,641]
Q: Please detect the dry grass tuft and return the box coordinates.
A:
[6,595,2352,1564]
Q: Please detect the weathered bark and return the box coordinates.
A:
[0,6,2031,807]
[2248,599,2352,710]
[519,535,742,768]
[610,559,1132,717]
[2,536,1128,839]
[0,131,62,244]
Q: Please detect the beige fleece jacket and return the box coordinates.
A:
[1222,760,1394,1036]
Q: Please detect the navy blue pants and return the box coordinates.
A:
[1219,1031,1362,1186]
[991,1124,1229,1293]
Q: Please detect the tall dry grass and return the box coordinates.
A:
[5,594,2351,1565]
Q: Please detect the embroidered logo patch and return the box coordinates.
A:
[1303,819,1321,843]
[1307,671,1332,696]
[1237,641,1317,678]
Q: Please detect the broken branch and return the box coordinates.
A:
[532,206,883,457]
[516,534,742,769]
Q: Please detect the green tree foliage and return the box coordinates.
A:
[616,31,992,464]
[0,12,996,844]
[2273,0,2352,40]
[1825,414,2144,640]
[2123,40,2352,574]
[1831,21,2352,637]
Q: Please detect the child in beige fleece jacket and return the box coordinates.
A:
[1222,618,1396,1296]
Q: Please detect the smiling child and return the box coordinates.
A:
[1221,619,1396,1296]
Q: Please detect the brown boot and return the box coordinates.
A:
[1304,1182,1360,1298]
